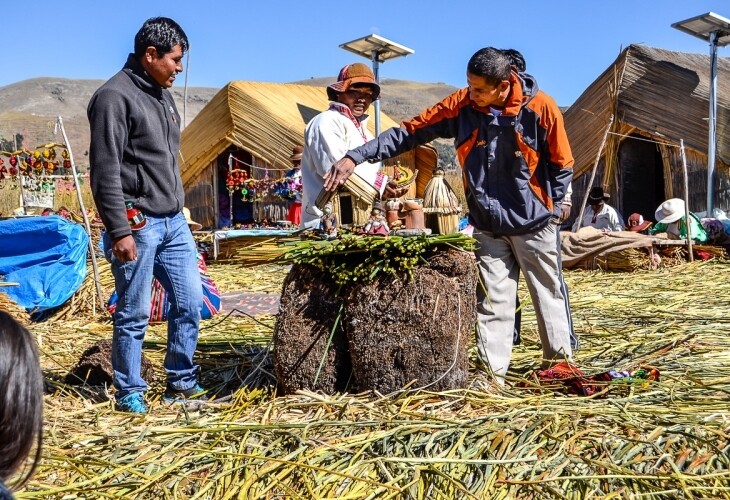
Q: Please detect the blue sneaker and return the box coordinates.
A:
[116,392,148,414]
[163,384,208,403]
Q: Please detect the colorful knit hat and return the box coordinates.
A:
[327,63,380,101]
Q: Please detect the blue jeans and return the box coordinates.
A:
[104,211,203,399]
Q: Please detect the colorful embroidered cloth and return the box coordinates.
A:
[523,361,660,397]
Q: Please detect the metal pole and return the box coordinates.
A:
[372,49,381,136]
[706,31,719,214]
[680,139,693,262]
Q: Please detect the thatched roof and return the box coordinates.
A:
[565,44,730,178]
[179,81,436,187]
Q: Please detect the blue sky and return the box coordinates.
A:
[3,0,728,106]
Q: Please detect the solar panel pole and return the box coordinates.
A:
[671,12,730,214]
[339,34,414,136]
[707,31,719,214]
[371,49,381,135]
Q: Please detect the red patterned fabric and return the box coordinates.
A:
[531,361,598,396]
[107,252,221,323]
[523,361,660,397]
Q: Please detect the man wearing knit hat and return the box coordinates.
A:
[301,63,387,228]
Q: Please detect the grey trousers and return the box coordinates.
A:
[474,224,573,383]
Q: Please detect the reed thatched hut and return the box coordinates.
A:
[180,81,437,229]
[564,44,730,223]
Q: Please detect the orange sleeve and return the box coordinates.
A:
[529,92,574,169]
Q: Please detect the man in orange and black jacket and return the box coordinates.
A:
[324,47,575,385]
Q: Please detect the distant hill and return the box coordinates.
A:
[0,77,458,168]
[0,78,219,166]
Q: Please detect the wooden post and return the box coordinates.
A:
[56,116,105,309]
[575,115,614,231]
[680,139,693,262]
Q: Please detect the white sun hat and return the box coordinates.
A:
[183,207,202,231]
[654,198,685,224]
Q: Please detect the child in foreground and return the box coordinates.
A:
[0,310,44,499]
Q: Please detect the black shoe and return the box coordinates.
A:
[163,383,208,403]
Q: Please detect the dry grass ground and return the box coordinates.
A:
[5,256,728,498]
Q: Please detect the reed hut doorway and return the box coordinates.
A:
[216,147,254,227]
[619,134,665,222]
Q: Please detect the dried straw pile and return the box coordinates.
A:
[207,262,290,294]
[584,244,726,272]
[12,260,730,498]
[65,339,156,386]
[46,260,115,322]
[0,291,29,324]
[214,236,297,264]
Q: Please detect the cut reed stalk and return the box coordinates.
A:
[10,257,730,498]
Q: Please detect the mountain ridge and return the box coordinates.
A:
[0,77,459,167]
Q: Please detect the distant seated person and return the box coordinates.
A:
[650,198,708,243]
[285,146,303,226]
[700,216,730,245]
[626,213,653,234]
[572,186,625,232]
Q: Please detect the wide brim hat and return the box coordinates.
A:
[326,63,381,101]
[289,145,303,161]
[586,186,610,204]
[655,198,685,224]
[627,213,652,232]
[183,207,202,231]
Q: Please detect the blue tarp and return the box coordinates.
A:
[0,216,88,312]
